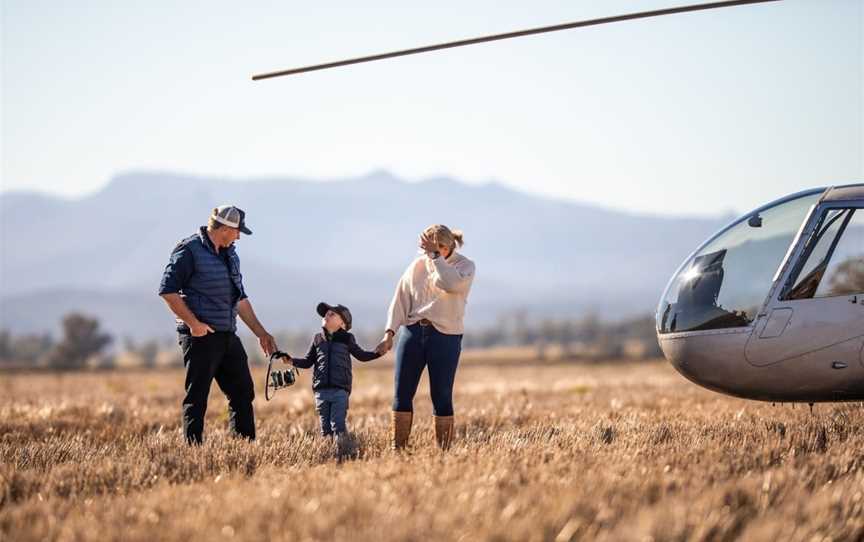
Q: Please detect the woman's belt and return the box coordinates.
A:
[418,319,433,326]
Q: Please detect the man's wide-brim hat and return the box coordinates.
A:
[212,205,252,235]
[317,302,353,331]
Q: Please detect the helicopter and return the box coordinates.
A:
[657,184,864,402]
[252,0,864,402]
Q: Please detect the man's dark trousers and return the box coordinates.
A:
[179,331,255,444]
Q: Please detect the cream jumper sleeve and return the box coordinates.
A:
[385,263,413,333]
[429,255,475,294]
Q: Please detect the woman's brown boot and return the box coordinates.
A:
[391,411,413,450]
[434,415,454,450]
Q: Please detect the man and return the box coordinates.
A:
[158,205,277,444]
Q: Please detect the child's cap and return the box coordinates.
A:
[316,302,353,331]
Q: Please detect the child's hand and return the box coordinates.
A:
[375,334,393,355]
[272,351,291,364]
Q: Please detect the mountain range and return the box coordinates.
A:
[0,170,732,339]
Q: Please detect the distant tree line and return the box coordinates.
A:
[1,311,663,370]
[268,312,663,364]
[461,312,662,360]
[0,313,113,369]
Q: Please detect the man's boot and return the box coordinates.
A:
[434,415,454,450]
[391,411,413,450]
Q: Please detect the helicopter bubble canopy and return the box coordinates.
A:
[657,190,822,334]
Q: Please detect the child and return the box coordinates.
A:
[283,302,381,436]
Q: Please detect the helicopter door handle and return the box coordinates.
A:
[850,295,858,304]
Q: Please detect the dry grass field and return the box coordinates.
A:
[3,357,864,542]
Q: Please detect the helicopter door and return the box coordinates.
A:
[745,205,864,367]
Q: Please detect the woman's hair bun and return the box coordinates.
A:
[452,229,464,247]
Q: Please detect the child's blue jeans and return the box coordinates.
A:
[314,388,349,436]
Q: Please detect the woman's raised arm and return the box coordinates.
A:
[430,257,475,294]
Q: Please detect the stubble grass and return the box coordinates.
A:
[2,360,864,541]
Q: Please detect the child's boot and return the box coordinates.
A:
[391,411,413,450]
[434,415,454,450]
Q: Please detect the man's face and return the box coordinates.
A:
[215,226,241,248]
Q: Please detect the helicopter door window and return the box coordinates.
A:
[785,208,864,299]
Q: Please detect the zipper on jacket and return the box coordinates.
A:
[325,336,332,388]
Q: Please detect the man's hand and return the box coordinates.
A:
[237,299,277,356]
[190,321,215,337]
[259,333,278,357]
[160,294,213,337]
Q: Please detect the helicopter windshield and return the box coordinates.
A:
[657,191,822,334]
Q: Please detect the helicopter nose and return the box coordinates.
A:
[658,330,753,399]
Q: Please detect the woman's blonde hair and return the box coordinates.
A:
[424,224,464,251]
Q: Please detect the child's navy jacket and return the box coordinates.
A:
[290,328,380,393]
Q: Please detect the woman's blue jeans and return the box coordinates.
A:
[393,323,463,416]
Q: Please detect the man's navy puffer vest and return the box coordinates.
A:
[180,228,244,332]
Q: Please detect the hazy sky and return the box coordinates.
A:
[2,0,862,215]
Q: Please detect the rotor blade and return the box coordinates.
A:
[251,0,781,81]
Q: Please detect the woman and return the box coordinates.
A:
[376,224,476,450]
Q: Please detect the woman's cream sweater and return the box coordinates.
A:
[385,252,476,335]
